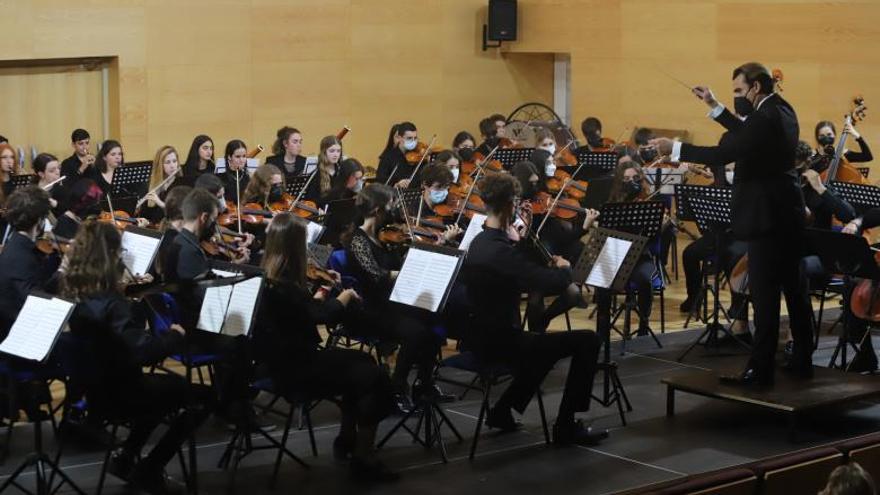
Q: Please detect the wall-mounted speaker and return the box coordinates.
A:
[483,0,517,50]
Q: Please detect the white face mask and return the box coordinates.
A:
[353,178,364,192]
[725,170,735,185]
[451,168,460,182]
[545,163,557,177]
[544,144,557,156]
[403,139,418,151]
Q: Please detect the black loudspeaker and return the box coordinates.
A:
[487,0,517,41]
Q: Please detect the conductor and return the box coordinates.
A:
[651,62,814,385]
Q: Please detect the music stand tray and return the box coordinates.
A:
[494,148,534,171]
[111,161,152,198]
[830,181,880,214]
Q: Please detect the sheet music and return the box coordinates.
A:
[585,238,632,289]
[390,248,460,312]
[0,296,72,361]
[304,156,319,175]
[221,276,262,337]
[197,284,233,334]
[306,221,324,245]
[120,230,162,276]
[458,213,487,252]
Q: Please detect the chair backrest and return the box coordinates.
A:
[146,293,181,336]
[757,450,843,495]
[328,249,361,291]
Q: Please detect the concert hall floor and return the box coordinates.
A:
[3,316,880,495]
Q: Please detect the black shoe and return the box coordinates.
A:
[552,419,608,446]
[783,340,794,359]
[679,298,694,313]
[848,352,878,374]
[106,447,137,482]
[485,406,522,432]
[412,382,456,404]
[333,435,355,461]
[129,465,186,495]
[636,324,651,337]
[719,367,774,386]
[350,458,400,483]
[391,392,413,416]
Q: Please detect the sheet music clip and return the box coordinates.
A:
[111,160,153,198]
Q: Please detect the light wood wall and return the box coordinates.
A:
[507,0,880,168]
[0,0,553,164]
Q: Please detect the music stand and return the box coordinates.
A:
[494,148,534,171]
[806,228,880,370]
[10,174,35,190]
[575,150,617,179]
[572,227,647,424]
[111,161,152,198]
[398,187,424,217]
[308,242,333,268]
[284,174,312,197]
[829,181,880,213]
[579,176,614,210]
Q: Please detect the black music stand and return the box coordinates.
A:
[10,174,35,190]
[677,192,752,362]
[494,147,534,171]
[284,174,312,197]
[574,150,617,179]
[111,161,152,199]
[398,187,424,217]
[573,227,647,424]
[830,181,880,213]
[806,228,880,370]
[580,176,614,211]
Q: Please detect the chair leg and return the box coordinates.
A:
[536,390,550,444]
[270,405,297,488]
[469,379,492,461]
[303,403,317,457]
[564,311,572,332]
[96,424,119,495]
[659,289,666,334]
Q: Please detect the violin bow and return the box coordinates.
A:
[235,168,243,234]
[454,145,500,226]
[536,157,588,236]
[408,134,438,182]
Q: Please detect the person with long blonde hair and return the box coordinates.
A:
[243,163,284,208]
[139,145,182,223]
[304,135,342,201]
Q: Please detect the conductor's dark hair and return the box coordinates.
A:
[71,129,90,143]
[732,62,774,94]
[182,188,218,222]
[6,186,50,231]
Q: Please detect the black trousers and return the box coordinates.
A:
[121,374,214,472]
[629,258,657,321]
[494,331,599,417]
[682,234,749,319]
[748,233,814,369]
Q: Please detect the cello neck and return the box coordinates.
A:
[823,116,851,186]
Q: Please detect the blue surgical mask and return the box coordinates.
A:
[429,188,448,204]
[451,168,460,182]
[403,139,418,151]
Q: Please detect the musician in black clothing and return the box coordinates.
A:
[93,140,124,194]
[139,145,183,225]
[182,134,216,181]
[376,122,419,188]
[463,173,607,445]
[152,185,191,281]
[32,153,65,213]
[409,163,463,242]
[60,220,213,494]
[255,212,398,483]
[0,187,59,338]
[59,128,96,180]
[475,114,507,156]
[304,135,343,202]
[814,119,873,164]
[652,62,814,385]
[265,126,307,180]
[0,143,17,199]
[216,139,250,204]
[319,157,364,207]
[52,178,104,240]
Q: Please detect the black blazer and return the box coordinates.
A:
[681,94,803,240]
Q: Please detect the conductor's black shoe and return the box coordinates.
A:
[679,297,695,313]
[719,367,774,386]
[485,406,522,432]
[106,447,137,482]
[350,458,400,483]
[129,466,186,495]
[552,419,609,446]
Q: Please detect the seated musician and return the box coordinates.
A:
[217,139,251,204]
[0,186,60,338]
[451,131,477,163]
[255,212,398,483]
[412,163,462,242]
[60,219,214,493]
[93,140,124,194]
[431,150,462,186]
[475,114,507,157]
[843,206,880,371]
[52,178,104,240]
[304,135,343,202]
[631,127,655,147]
[0,143,18,199]
[139,145,182,225]
[463,173,607,445]
[512,160,596,333]
[32,152,64,212]
[182,134,216,182]
[265,126,307,181]
[319,157,364,207]
[152,185,192,281]
[193,173,256,252]
[376,122,419,188]
[346,183,448,405]
[580,116,608,151]
[243,163,284,209]
[60,128,96,180]
[815,119,872,165]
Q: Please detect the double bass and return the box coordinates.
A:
[819,97,869,186]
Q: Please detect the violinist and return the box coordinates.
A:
[346,183,447,406]
[580,116,609,151]
[305,135,343,201]
[376,122,419,188]
[152,185,191,281]
[0,143,18,199]
[475,114,507,156]
[217,139,250,204]
[462,173,607,445]
[60,219,214,493]
[182,134,216,181]
[60,128,96,180]
[451,131,477,163]
[412,163,463,243]
[319,157,364,207]
[32,152,64,212]
[632,127,655,147]
[138,145,182,224]
[93,140,124,194]
[431,150,462,185]
[799,140,856,229]
[0,186,59,338]
[243,163,284,210]
[815,119,873,164]
[265,126,307,180]
[53,179,104,240]
[254,212,398,482]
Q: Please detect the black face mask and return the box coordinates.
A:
[79,202,103,219]
[817,135,835,147]
[459,147,475,162]
[269,185,283,203]
[733,96,754,117]
[625,180,642,197]
[201,219,217,241]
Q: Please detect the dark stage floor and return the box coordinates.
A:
[3,324,880,494]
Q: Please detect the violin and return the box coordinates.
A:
[535,191,589,220]
[405,141,442,165]
[35,236,71,255]
[546,169,588,200]
[201,231,249,262]
[464,154,503,175]
[307,263,339,287]
[218,201,261,227]
[269,192,321,219]
[99,210,141,230]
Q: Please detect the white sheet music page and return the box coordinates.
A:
[221,276,262,337]
[195,269,236,334]
[306,221,324,245]
[121,230,161,276]
[0,296,72,361]
[585,238,632,289]
[458,213,487,252]
[390,248,459,312]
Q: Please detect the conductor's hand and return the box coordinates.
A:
[552,255,570,269]
[649,138,675,157]
[692,86,718,108]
